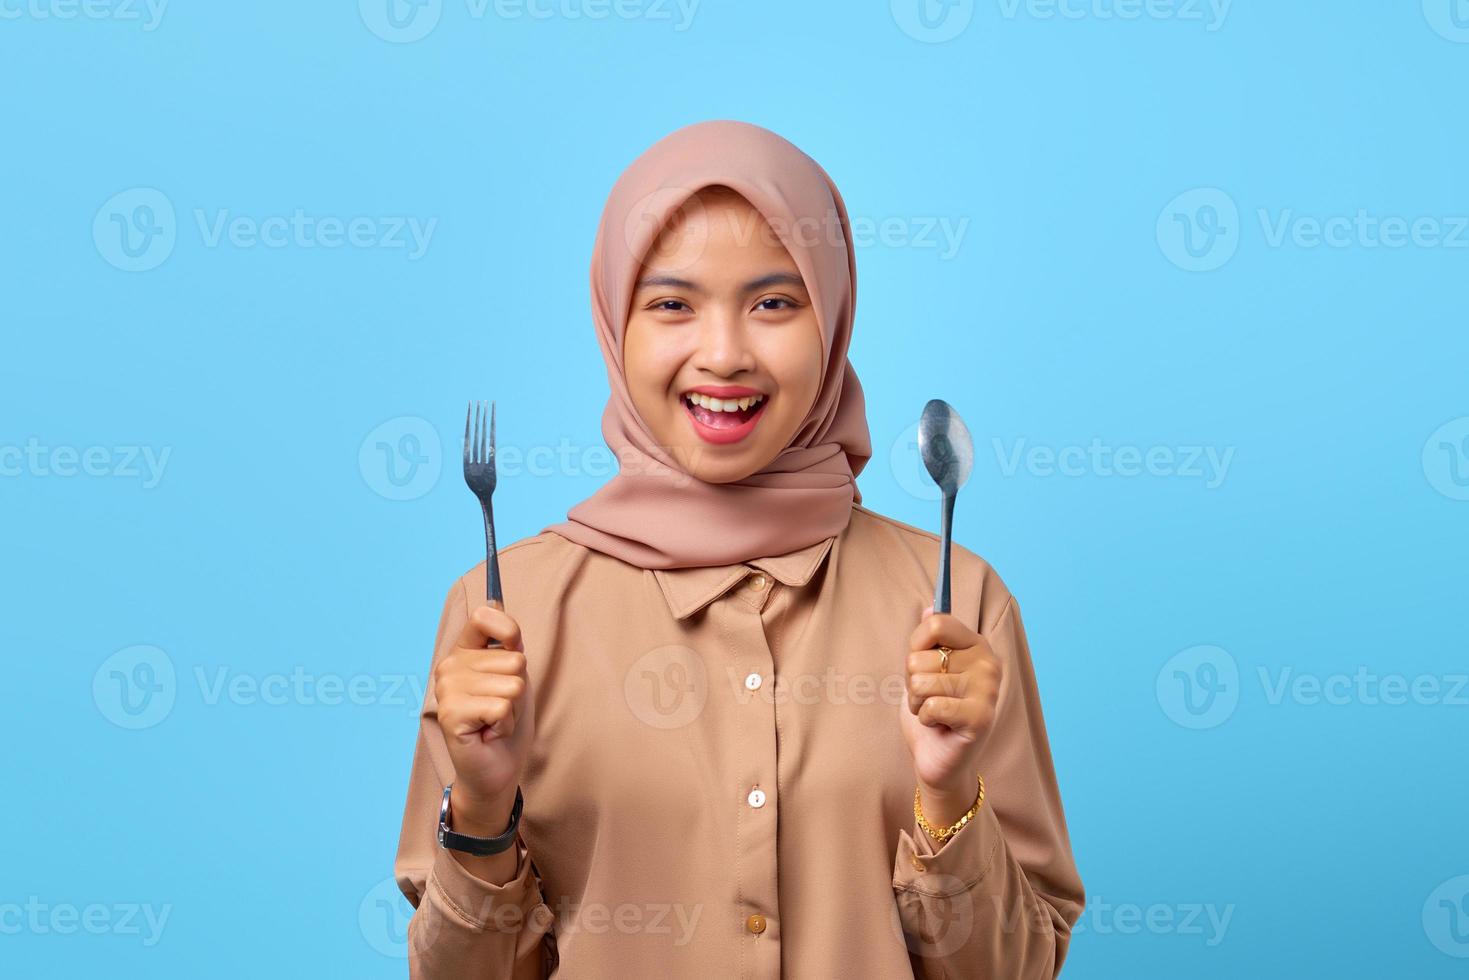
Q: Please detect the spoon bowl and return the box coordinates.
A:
[918,398,974,494]
[917,399,974,615]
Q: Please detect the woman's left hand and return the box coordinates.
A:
[900,605,1003,822]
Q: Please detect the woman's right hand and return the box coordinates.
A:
[433,603,536,826]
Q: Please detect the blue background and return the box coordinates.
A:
[3,1,1466,976]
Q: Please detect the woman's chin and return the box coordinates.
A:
[680,451,770,485]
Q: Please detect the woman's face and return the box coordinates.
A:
[622,187,824,484]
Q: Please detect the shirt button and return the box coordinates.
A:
[747,787,766,808]
[749,573,767,591]
[746,913,767,934]
[744,672,762,691]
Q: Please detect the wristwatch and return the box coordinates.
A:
[437,783,523,856]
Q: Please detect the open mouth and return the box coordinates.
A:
[681,391,768,445]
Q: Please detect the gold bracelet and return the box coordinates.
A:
[914,773,986,844]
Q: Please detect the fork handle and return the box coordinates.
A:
[480,596,511,738]
[482,597,506,650]
[481,502,504,608]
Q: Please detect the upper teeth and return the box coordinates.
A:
[687,392,765,412]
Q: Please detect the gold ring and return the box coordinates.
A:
[938,645,952,674]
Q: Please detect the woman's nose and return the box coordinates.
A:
[691,308,756,376]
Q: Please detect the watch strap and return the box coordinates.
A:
[437,783,523,856]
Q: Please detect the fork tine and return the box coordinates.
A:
[477,400,486,464]
[489,401,496,463]
[463,400,472,465]
[476,400,485,464]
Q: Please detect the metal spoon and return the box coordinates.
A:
[917,398,975,615]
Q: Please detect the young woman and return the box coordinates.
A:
[394,120,1085,979]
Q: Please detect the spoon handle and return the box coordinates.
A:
[934,491,955,615]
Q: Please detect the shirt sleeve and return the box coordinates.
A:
[393,578,558,979]
[891,595,1086,979]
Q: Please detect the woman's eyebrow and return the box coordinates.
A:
[634,272,807,294]
[636,274,702,292]
[741,272,807,294]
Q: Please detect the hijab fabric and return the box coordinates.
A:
[543,120,872,569]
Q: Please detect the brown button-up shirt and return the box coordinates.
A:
[394,504,1085,978]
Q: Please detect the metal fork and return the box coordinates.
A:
[462,400,505,649]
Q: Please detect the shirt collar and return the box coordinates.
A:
[652,535,836,621]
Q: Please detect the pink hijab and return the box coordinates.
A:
[543,120,872,570]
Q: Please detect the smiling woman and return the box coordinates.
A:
[394,120,1085,980]
[623,185,825,478]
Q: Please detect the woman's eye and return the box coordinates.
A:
[755,297,796,312]
[653,299,691,313]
